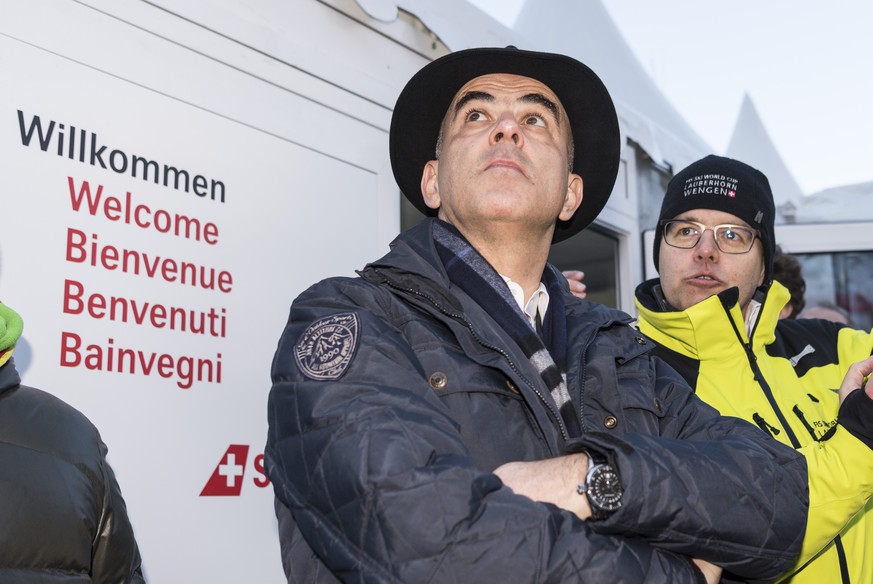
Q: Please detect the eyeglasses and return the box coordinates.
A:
[661,220,760,254]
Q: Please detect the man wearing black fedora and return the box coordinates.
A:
[265,47,808,583]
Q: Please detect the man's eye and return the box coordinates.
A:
[465,110,486,122]
[678,227,695,237]
[723,228,752,244]
[524,114,546,126]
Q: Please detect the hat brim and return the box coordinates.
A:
[389,47,620,243]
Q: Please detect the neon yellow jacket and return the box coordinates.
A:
[636,279,873,583]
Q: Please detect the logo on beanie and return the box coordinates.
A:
[683,173,738,198]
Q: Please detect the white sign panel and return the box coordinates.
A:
[1,13,391,582]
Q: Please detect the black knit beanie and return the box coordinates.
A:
[653,155,776,284]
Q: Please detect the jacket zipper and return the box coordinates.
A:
[575,326,610,434]
[835,535,851,584]
[727,303,852,583]
[724,306,802,448]
[378,274,570,443]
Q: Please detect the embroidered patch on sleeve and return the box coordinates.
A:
[294,312,361,381]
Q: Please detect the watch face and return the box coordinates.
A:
[589,465,623,512]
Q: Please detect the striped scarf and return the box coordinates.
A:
[432,221,580,437]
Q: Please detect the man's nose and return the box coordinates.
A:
[695,229,719,259]
[491,115,523,147]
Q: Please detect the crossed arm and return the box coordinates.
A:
[496,354,873,583]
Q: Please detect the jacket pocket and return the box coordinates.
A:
[418,349,552,469]
[582,331,665,435]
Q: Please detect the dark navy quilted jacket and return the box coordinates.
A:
[266,219,808,584]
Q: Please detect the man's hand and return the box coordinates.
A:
[494,453,592,520]
[692,558,723,584]
[838,355,873,404]
[562,270,587,299]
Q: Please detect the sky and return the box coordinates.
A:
[468,0,873,195]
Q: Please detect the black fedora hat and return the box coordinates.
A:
[389,46,620,243]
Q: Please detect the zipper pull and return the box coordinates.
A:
[752,412,781,437]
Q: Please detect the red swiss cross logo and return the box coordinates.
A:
[200,444,250,496]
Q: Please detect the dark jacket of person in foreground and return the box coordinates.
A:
[266,219,808,584]
[0,359,145,583]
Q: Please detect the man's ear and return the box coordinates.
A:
[558,173,584,221]
[421,160,441,211]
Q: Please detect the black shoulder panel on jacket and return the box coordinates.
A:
[768,318,844,377]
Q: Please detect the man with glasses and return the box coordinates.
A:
[634,154,873,582]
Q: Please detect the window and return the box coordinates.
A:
[548,227,619,308]
[795,251,873,329]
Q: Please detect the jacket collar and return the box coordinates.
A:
[366,219,449,283]
[635,278,790,360]
[367,219,625,329]
[0,358,21,397]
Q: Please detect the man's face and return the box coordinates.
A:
[420,73,582,239]
[658,208,766,314]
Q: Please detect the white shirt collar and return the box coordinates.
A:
[501,275,550,329]
[744,298,763,337]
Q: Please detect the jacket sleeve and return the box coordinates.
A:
[574,354,809,584]
[778,425,873,579]
[778,323,873,578]
[266,281,705,584]
[833,324,873,448]
[91,433,146,584]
